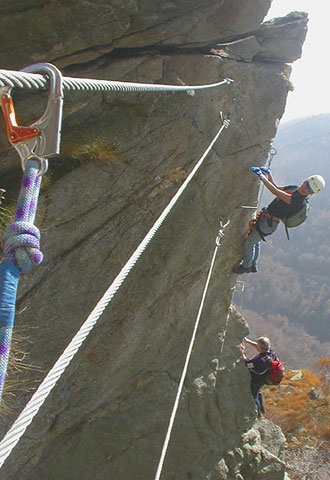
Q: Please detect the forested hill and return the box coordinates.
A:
[238,114,330,369]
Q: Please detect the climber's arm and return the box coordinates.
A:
[260,174,291,204]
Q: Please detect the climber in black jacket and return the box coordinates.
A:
[233,168,325,274]
[240,336,272,417]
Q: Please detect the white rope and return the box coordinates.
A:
[0,68,233,93]
[154,218,230,480]
[0,117,230,469]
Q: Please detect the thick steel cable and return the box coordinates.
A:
[154,219,230,480]
[0,119,230,469]
[0,68,232,93]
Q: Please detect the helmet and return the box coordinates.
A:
[306,174,325,194]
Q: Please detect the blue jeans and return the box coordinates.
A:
[242,216,279,268]
[251,382,265,415]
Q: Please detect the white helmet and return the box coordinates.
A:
[306,174,325,194]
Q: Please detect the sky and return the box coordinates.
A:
[266,1,328,123]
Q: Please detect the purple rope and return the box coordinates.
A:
[3,158,43,274]
[0,158,43,403]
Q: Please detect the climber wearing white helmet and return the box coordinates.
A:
[305,174,326,194]
[233,168,325,274]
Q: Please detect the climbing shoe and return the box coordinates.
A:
[233,265,252,274]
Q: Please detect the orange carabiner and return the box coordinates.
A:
[0,90,40,144]
[246,218,257,236]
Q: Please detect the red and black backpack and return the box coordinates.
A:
[264,353,285,385]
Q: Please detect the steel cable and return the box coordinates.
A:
[0,117,230,469]
[0,68,232,94]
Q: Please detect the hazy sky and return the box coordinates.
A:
[266,1,328,123]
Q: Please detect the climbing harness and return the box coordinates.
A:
[0,109,230,469]
[0,63,63,405]
[246,207,280,238]
[154,218,230,480]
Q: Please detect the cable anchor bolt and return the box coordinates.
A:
[216,217,230,245]
[219,111,230,128]
[0,62,63,175]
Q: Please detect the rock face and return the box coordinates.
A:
[0,1,306,479]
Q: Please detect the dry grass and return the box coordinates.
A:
[263,367,330,478]
[264,369,322,439]
[0,203,15,237]
[286,443,330,480]
[0,326,43,417]
[68,136,119,165]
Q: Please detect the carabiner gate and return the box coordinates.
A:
[0,62,63,175]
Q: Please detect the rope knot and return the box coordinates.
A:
[3,221,43,274]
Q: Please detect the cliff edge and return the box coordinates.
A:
[0,1,307,478]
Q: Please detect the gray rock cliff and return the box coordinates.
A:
[0,1,306,479]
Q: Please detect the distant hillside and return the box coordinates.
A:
[238,114,330,368]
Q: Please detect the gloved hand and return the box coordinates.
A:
[251,166,261,176]
[260,166,271,175]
